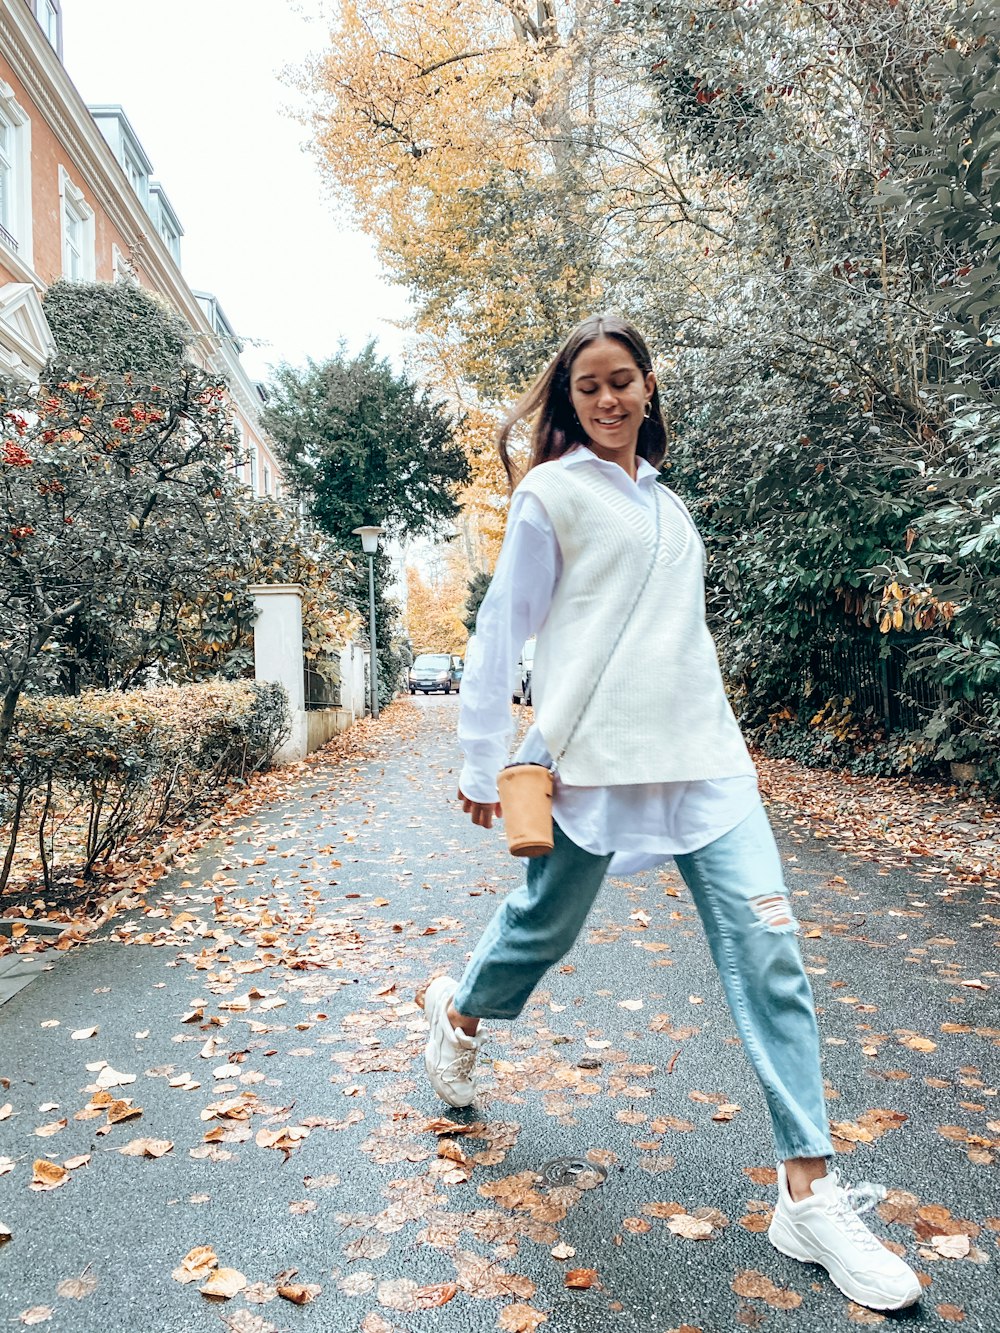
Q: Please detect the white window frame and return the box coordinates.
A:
[111,243,138,285]
[58,167,95,281]
[0,82,32,266]
[37,0,59,46]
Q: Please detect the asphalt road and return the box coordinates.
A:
[1,694,997,1333]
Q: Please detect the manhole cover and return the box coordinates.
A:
[538,1155,608,1189]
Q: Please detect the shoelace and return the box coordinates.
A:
[823,1170,887,1252]
[443,1046,477,1082]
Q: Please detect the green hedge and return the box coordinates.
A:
[0,681,289,892]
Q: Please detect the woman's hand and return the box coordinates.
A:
[457,788,502,829]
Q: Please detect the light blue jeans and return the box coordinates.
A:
[453,804,834,1162]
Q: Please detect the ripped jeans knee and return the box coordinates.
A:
[748,893,799,934]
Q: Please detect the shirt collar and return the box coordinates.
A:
[561,445,660,484]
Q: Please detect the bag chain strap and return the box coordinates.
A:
[550,517,661,776]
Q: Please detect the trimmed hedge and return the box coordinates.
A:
[0,681,289,891]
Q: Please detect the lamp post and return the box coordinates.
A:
[352,524,384,719]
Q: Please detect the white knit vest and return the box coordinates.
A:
[516,459,755,787]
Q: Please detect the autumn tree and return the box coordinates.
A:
[263,345,469,702]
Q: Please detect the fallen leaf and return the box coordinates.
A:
[498,1304,549,1331]
[731,1269,802,1309]
[220,1313,279,1333]
[30,1160,69,1190]
[119,1138,172,1158]
[550,1243,576,1259]
[937,1304,966,1323]
[55,1273,98,1300]
[16,1308,52,1326]
[564,1268,598,1289]
[94,1066,136,1090]
[71,1027,98,1040]
[0,1103,12,1120]
[931,1234,970,1259]
[277,1283,321,1304]
[200,1268,247,1300]
[106,1100,142,1124]
[666,1214,715,1240]
[0,1222,11,1245]
[172,1245,218,1284]
[33,1119,66,1138]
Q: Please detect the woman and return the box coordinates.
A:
[420,315,920,1312]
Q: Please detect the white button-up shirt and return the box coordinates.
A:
[457,447,761,874]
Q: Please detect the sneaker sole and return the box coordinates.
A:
[768,1218,921,1311]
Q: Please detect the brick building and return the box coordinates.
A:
[0,0,284,496]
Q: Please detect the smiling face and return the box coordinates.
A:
[568,337,656,473]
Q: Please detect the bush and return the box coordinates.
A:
[0,681,289,892]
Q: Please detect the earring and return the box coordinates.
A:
[643,402,652,420]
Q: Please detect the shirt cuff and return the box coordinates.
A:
[459,759,500,805]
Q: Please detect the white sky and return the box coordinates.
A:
[61,0,412,382]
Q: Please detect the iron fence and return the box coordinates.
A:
[304,656,341,711]
[810,637,945,733]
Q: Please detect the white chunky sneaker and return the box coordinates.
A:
[768,1164,921,1310]
[420,976,481,1108]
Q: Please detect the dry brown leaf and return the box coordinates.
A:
[30,1160,69,1190]
[106,1100,142,1125]
[360,1316,394,1333]
[900,1036,936,1053]
[16,1308,52,1326]
[550,1243,576,1259]
[63,1153,90,1170]
[220,1313,279,1333]
[119,1137,172,1158]
[846,1304,885,1325]
[33,1119,66,1138]
[731,1269,802,1309]
[55,1273,98,1300]
[0,1222,11,1245]
[498,1304,549,1331]
[70,1027,98,1040]
[412,1282,459,1308]
[200,1267,247,1300]
[937,1304,966,1323]
[172,1245,218,1284]
[277,1283,321,1304]
[931,1234,970,1259]
[666,1214,715,1240]
[564,1268,598,1289]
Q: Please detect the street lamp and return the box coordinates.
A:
[352,524,384,719]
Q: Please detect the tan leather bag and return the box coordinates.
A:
[496,762,555,857]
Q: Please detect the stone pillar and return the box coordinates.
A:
[250,583,307,763]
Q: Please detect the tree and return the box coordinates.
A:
[462,571,492,636]
[0,361,241,763]
[262,345,469,703]
[405,562,469,653]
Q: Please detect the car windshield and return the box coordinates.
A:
[413,655,450,668]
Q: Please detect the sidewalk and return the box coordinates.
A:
[0,698,996,1331]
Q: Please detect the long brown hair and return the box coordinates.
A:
[497,314,668,491]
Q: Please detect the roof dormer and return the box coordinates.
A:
[89,105,153,208]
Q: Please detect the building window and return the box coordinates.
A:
[59,168,95,281]
[262,464,272,496]
[37,0,59,46]
[112,244,138,285]
[0,83,31,262]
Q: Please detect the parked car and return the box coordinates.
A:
[450,655,464,691]
[409,652,457,694]
[512,637,536,705]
